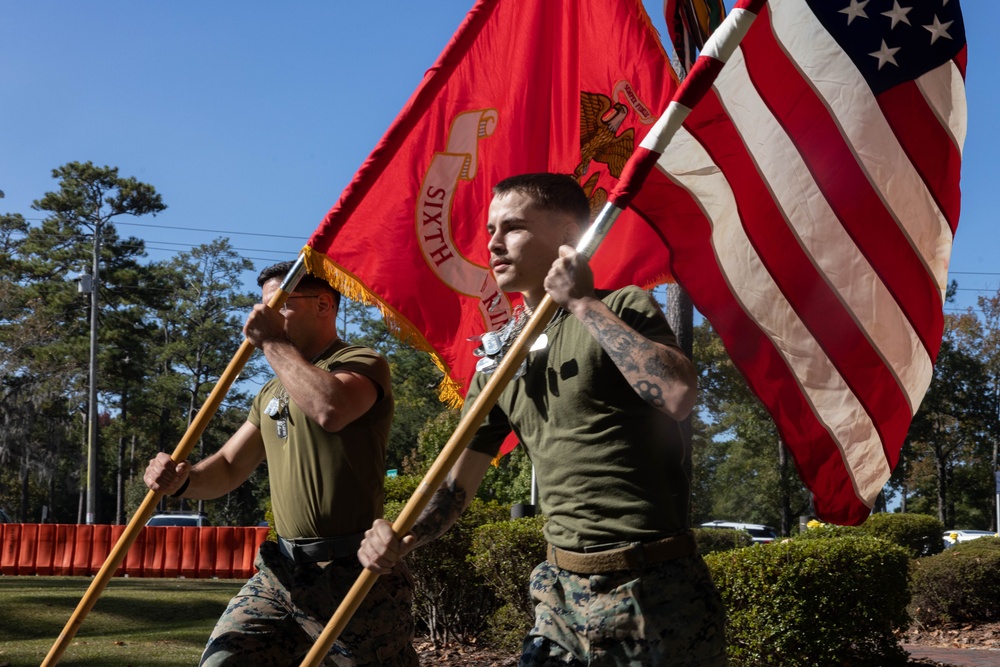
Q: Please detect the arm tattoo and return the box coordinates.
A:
[410,480,467,546]
[582,308,680,411]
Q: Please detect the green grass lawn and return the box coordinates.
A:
[0,576,243,667]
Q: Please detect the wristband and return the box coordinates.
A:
[170,476,191,498]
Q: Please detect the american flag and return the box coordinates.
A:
[624,0,966,524]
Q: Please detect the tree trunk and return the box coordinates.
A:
[665,283,694,521]
[935,453,948,526]
[778,438,793,536]
[116,392,128,525]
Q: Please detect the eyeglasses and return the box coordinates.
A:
[279,295,320,312]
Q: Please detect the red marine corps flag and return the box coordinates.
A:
[623,0,967,524]
[303,0,678,408]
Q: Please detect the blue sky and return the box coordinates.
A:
[1,0,994,317]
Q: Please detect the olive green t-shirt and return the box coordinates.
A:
[248,340,393,539]
[465,286,689,551]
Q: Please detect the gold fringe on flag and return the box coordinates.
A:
[302,246,466,409]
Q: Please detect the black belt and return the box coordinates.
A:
[547,531,697,574]
[278,534,364,564]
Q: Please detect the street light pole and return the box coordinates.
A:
[85,221,101,525]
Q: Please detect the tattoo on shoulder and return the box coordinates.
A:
[412,481,467,545]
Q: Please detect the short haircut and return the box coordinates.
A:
[257,261,341,309]
[492,173,590,227]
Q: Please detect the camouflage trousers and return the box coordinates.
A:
[519,554,728,666]
[200,540,418,667]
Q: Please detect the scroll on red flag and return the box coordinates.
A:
[303,0,677,406]
[626,0,967,524]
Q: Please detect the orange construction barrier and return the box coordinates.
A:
[197,527,218,578]
[179,528,199,578]
[71,525,94,576]
[161,527,183,578]
[0,524,19,575]
[53,524,75,576]
[16,523,39,576]
[35,524,57,576]
[213,526,235,579]
[0,524,268,578]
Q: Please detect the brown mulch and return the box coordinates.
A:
[413,622,1000,666]
[414,639,517,666]
[902,621,1000,666]
[903,621,1000,651]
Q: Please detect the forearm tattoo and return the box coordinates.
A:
[582,309,681,410]
[410,480,467,546]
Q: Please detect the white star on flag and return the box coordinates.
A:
[882,1,912,29]
[924,14,954,44]
[839,0,869,25]
[869,39,901,69]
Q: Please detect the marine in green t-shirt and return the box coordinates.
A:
[360,173,725,666]
[143,261,416,666]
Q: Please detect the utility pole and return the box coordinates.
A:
[85,221,102,525]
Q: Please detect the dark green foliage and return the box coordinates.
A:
[478,444,533,505]
[384,473,421,504]
[791,522,858,541]
[386,498,510,645]
[910,537,1000,624]
[705,536,911,667]
[858,512,944,558]
[470,515,548,651]
[793,513,945,559]
[694,526,753,555]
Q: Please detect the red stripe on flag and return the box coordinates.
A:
[674,57,726,110]
[629,170,870,525]
[954,46,967,79]
[685,91,912,470]
[876,82,963,235]
[737,9,944,360]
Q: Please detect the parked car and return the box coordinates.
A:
[942,529,996,547]
[146,512,211,527]
[700,520,778,545]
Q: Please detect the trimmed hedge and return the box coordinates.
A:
[859,513,944,558]
[705,536,911,667]
[694,526,754,555]
[470,515,548,651]
[794,512,944,559]
[910,536,1000,624]
[386,497,510,644]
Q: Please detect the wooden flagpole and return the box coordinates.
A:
[40,257,309,667]
[298,1,766,663]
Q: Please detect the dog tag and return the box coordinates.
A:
[481,331,502,356]
[529,333,548,352]
[265,397,280,417]
[276,418,288,439]
[476,356,499,374]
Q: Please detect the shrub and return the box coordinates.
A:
[705,535,911,667]
[384,473,421,504]
[910,536,1000,625]
[791,513,943,559]
[470,515,548,651]
[386,497,510,645]
[858,512,944,558]
[695,527,753,555]
[791,522,857,541]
